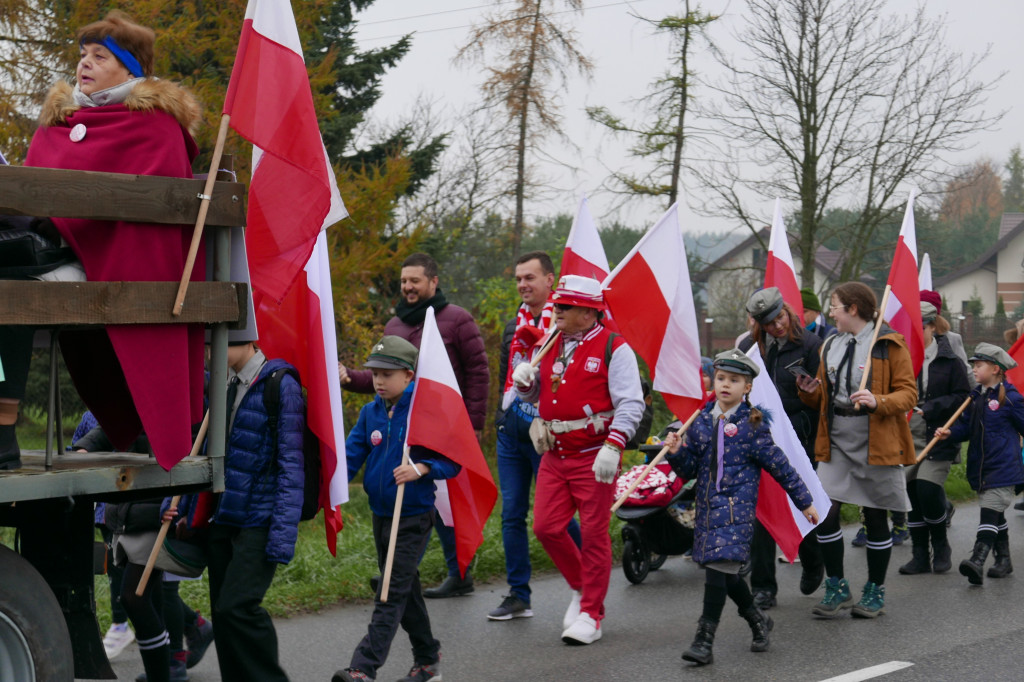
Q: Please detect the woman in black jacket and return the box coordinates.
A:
[898,301,970,575]
[740,287,825,607]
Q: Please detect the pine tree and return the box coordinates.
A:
[1005,145,1024,213]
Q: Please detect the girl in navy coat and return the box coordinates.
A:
[936,342,1024,584]
[664,349,819,666]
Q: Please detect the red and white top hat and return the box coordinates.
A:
[551,274,605,310]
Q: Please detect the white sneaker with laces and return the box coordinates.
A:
[561,613,601,645]
[103,622,135,660]
[562,590,582,630]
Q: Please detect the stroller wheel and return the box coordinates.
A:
[650,553,668,571]
[623,536,650,584]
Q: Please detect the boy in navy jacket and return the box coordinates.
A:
[334,336,460,682]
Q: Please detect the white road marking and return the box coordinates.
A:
[819,661,915,682]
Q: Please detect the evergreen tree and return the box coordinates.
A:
[1005,145,1024,213]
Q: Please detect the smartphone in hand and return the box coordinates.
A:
[785,359,812,379]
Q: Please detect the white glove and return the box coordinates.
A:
[592,444,621,484]
[512,362,538,390]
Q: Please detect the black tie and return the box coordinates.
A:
[837,338,856,396]
[765,341,779,377]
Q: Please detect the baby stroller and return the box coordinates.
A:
[615,422,695,584]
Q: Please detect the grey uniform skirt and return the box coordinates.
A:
[816,414,911,512]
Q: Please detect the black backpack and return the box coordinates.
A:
[605,333,654,450]
[263,367,321,521]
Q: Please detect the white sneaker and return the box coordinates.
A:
[562,590,582,630]
[561,613,601,645]
[103,622,135,660]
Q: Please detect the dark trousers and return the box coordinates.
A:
[100,526,128,624]
[121,562,169,682]
[207,524,287,682]
[0,327,33,399]
[749,520,823,595]
[351,511,441,677]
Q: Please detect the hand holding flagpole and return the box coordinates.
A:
[530,329,561,368]
[915,396,971,463]
[380,445,413,603]
[610,408,701,513]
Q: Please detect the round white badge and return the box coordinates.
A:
[988,399,1000,411]
[69,123,87,142]
[724,423,738,437]
[552,361,565,374]
[370,429,383,446]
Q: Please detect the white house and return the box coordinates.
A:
[936,213,1024,315]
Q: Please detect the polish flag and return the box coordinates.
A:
[883,192,925,375]
[1008,335,1024,389]
[919,252,933,291]
[407,308,498,578]
[224,0,347,303]
[745,347,831,561]
[254,232,349,554]
[602,204,704,421]
[764,198,804,321]
[561,195,618,332]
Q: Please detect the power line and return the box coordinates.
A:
[359,0,658,44]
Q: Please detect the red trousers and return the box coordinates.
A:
[533,452,614,622]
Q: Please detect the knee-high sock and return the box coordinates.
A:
[816,501,844,579]
[863,507,892,586]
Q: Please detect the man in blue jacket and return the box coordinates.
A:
[334,336,460,682]
[206,340,305,682]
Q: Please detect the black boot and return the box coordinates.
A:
[898,543,931,575]
[423,573,474,598]
[959,541,992,585]
[739,605,774,653]
[987,538,1013,579]
[932,539,953,573]
[0,425,20,471]
[681,617,717,665]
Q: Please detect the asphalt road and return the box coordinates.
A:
[90,499,1024,681]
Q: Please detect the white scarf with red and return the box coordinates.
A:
[502,300,554,409]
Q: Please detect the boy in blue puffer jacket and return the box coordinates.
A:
[665,349,819,666]
[936,342,1024,585]
[334,336,460,682]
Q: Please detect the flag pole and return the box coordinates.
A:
[380,444,412,603]
[915,396,971,463]
[853,284,892,411]
[530,329,561,368]
[610,407,701,513]
[135,411,210,596]
[173,114,232,316]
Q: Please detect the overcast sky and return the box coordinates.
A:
[352,0,1021,236]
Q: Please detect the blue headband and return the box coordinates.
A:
[98,36,144,78]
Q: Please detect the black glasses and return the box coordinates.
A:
[553,303,576,311]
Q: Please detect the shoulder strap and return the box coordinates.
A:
[605,332,619,366]
[263,367,300,439]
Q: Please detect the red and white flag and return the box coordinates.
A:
[764,198,804,321]
[561,195,618,332]
[745,347,831,561]
[227,0,349,553]
[883,192,925,375]
[254,232,348,554]
[224,0,347,303]
[919,252,933,291]
[407,307,498,578]
[602,204,704,420]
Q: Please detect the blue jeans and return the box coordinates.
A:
[497,402,581,604]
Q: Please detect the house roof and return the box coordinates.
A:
[935,213,1024,288]
[693,226,849,283]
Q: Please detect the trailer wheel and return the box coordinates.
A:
[0,544,74,682]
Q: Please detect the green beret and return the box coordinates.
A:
[801,288,821,313]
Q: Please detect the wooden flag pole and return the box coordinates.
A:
[853,284,891,411]
[610,407,701,513]
[380,445,413,603]
[173,114,232,316]
[136,411,211,596]
[530,329,562,368]
[915,396,972,464]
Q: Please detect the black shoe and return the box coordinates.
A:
[681,617,717,665]
[752,589,776,610]
[184,615,213,669]
[423,574,473,598]
[932,540,953,574]
[739,605,773,653]
[0,425,21,471]
[799,563,825,595]
[959,541,991,585]
[988,538,1013,579]
[898,544,931,575]
[1015,499,1024,512]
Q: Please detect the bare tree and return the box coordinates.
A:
[693,0,1002,284]
[455,0,592,256]
[586,1,717,209]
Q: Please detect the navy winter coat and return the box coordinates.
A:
[212,358,306,564]
[346,381,461,518]
[667,402,814,565]
[948,381,1024,491]
[917,334,971,461]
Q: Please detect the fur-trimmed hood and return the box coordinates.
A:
[39,79,201,136]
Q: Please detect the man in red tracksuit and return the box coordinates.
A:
[512,275,645,645]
